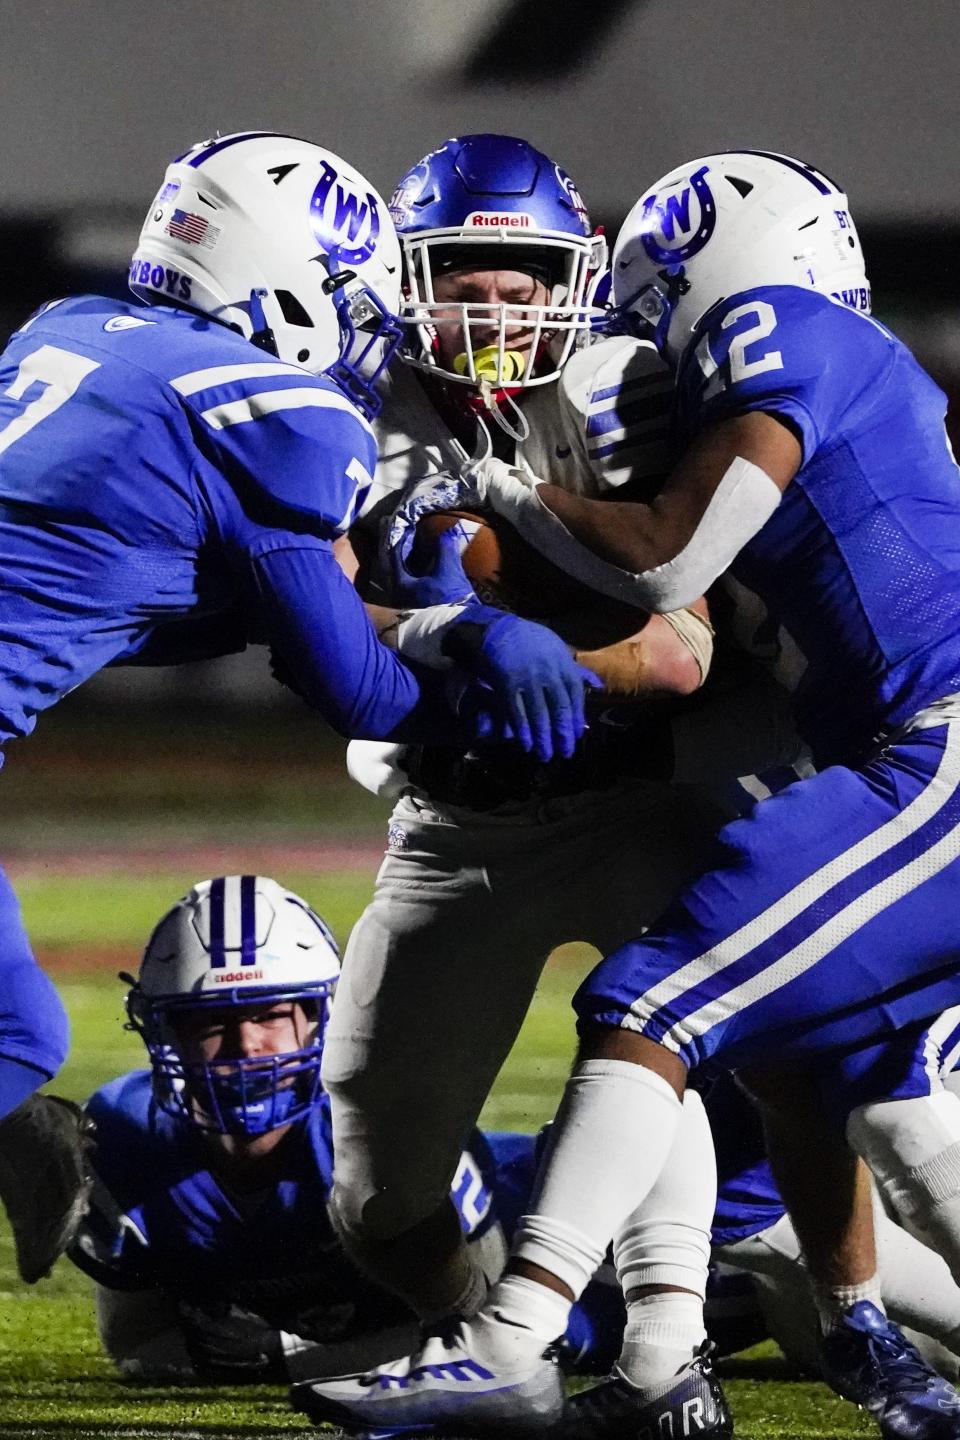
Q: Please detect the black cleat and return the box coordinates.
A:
[0,1093,95,1283]
[559,1342,733,1440]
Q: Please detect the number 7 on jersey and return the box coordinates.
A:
[0,345,101,457]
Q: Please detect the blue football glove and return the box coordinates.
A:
[385,464,538,579]
[386,474,487,577]
[447,613,600,762]
[389,521,478,608]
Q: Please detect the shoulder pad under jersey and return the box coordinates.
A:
[560,336,674,492]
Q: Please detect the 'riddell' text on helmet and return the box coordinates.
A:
[610,150,871,366]
[390,133,608,396]
[130,131,404,418]
[125,875,340,1137]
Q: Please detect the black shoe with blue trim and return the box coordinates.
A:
[557,1341,733,1440]
[818,1301,960,1439]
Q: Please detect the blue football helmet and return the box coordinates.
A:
[125,875,340,1137]
[131,132,404,419]
[389,134,607,398]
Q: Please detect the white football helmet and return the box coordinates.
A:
[611,150,871,366]
[125,875,340,1136]
[130,130,403,416]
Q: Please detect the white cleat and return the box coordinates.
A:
[291,1317,564,1437]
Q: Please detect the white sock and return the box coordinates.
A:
[872,1189,960,1352]
[466,1274,572,1370]
[849,1092,960,1284]
[619,1292,707,1386]
[614,1090,714,1296]
[513,1060,683,1296]
[814,1273,885,1335]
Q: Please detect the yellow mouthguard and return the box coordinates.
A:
[453,345,526,383]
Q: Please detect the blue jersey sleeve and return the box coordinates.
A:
[677,286,895,465]
[244,538,511,743]
[172,360,378,537]
[168,360,518,744]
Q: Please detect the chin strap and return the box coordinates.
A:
[466,416,493,467]
[479,381,531,444]
[248,288,278,356]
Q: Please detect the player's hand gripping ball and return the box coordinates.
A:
[409,510,646,651]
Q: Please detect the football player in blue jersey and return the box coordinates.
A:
[0,130,598,1291]
[78,872,960,1397]
[76,876,960,1405]
[302,153,960,1440]
[707,1070,960,1386]
[70,875,628,1386]
[832,1009,960,1290]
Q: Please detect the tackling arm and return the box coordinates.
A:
[249,538,593,760]
[480,412,801,612]
[571,602,713,698]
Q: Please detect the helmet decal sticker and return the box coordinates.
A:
[640,165,717,265]
[388,164,429,227]
[554,163,590,229]
[164,208,221,252]
[310,161,381,267]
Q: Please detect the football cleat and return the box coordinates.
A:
[290,1316,564,1436]
[557,1341,733,1440]
[818,1301,960,1439]
[0,1094,95,1283]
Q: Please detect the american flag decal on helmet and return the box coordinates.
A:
[165,208,221,251]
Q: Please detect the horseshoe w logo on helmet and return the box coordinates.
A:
[310,161,382,267]
[640,165,716,265]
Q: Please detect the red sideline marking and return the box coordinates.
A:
[6,840,386,880]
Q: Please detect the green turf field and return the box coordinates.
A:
[0,702,874,1438]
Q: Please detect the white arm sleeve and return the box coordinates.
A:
[394,602,473,669]
[481,456,782,614]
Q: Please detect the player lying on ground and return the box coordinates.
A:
[70,875,630,1385]
[304,152,960,1440]
[0,132,596,1285]
[71,876,960,1397]
[323,136,805,1434]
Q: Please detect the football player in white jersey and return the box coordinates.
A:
[318,135,803,1438]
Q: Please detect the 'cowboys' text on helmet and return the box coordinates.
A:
[130,131,403,417]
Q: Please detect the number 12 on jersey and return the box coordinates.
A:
[695,301,783,400]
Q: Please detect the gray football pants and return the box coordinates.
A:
[322,779,725,1241]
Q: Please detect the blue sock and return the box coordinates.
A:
[0,1056,49,1122]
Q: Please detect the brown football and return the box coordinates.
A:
[411,509,647,650]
